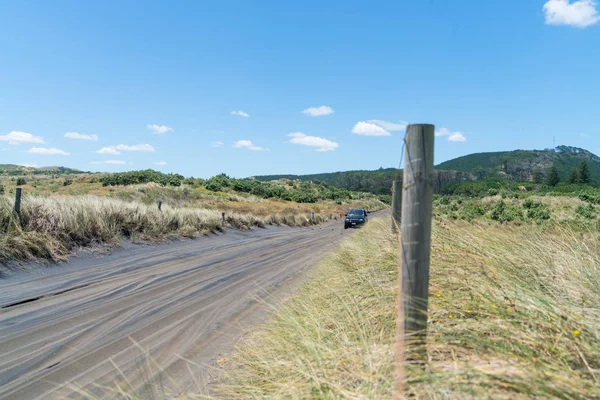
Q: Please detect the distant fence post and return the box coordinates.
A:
[14,187,22,220]
[222,212,225,226]
[395,124,435,399]
[391,179,402,233]
[311,212,315,223]
[158,201,162,211]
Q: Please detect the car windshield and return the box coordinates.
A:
[348,210,364,216]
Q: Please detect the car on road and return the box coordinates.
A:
[344,208,368,229]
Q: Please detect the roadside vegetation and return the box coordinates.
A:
[0,170,385,264]
[216,211,600,399]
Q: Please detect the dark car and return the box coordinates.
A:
[344,208,368,229]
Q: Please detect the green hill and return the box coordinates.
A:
[0,164,83,175]
[437,145,600,184]
[254,168,474,195]
[255,146,600,193]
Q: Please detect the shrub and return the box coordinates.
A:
[576,203,596,219]
[100,169,184,187]
[579,191,600,205]
[0,184,4,194]
[16,177,27,186]
[522,200,551,223]
[63,178,73,186]
[458,202,487,221]
[490,200,523,223]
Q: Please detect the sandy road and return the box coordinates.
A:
[0,215,375,399]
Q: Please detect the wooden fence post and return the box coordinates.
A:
[14,187,22,219]
[311,212,315,223]
[158,201,162,211]
[222,212,225,226]
[391,179,402,233]
[395,124,435,399]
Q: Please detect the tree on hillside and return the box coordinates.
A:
[532,169,543,184]
[546,165,560,187]
[569,168,580,184]
[579,160,591,184]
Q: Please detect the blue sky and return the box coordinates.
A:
[1,0,599,178]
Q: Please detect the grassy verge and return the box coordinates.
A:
[215,217,600,399]
[0,193,384,264]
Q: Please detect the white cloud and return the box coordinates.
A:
[288,132,339,152]
[580,132,591,137]
[147,124,173,135]
[64,132,98,141]
[543,0,599,27]
[212,141,224,147]
[351,122,391,136]
[26,147,70,155]
[115,144,155,152]
[0,131,45,145]
[91,160,126,165]
[156,161,167,165]
[97,147,121,155]
[233,140,269,151]
[18,163,37,168]
[302,106,334,117]
[97,144,155,154]
[435,128,467,142]
[366,120,408,132]
[231,110,250,117]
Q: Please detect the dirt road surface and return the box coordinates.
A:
[0,215,378,399]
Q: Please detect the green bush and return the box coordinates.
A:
[16,177,27,186]
[458,202,487,221]
[579,191,600,205]
[576,203,596,219]
[490,201,523,223]
[100,169,184,187]
[522,200,551,223]
[63,178,73,186]
[0,184,4,195]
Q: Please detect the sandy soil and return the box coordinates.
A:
[0,215,380,399]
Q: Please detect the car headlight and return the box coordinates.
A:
[359,219,364,222]
[345,218,349,221]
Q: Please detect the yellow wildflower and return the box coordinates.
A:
[506,307,512,312]
[465,310,472,313]
[491,304,497,309]
[449,314,454,319]
[573,330,581,336]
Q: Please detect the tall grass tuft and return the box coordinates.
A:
[0,195,352,264]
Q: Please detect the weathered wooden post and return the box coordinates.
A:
[391,178,402,233]
[222,212,225,226]
[158,201,162,211]
[311,212,315,223]
[395,124,435,399]
[14,187,22,219]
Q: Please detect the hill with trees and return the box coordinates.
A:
[436,145,600,184]
[0,164,83,175]
[255,146,600,193]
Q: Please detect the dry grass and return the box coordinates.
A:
[215,216,600,399]
[0,193,384,264]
